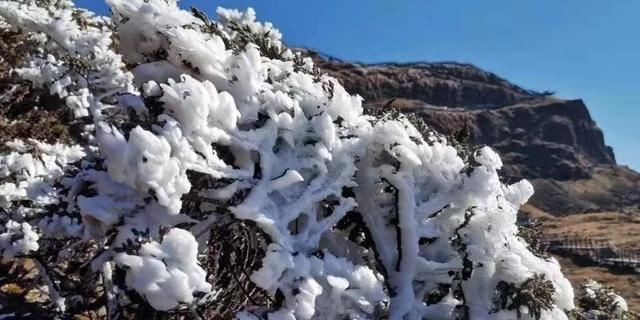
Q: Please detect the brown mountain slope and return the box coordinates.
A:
[305,49,640,215]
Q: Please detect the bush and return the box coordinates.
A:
[569,280,636,320]
[0,1,581,319]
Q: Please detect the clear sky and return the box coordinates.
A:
[78,0,639,171]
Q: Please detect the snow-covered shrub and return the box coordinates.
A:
[568,280,635,320]
[516,219,550,260]
[0,0,583,319]
[491,273,555,319]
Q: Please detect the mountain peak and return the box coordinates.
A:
[302,48,554,110]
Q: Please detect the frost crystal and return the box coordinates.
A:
[114,228,211,310]
[0,0,586,319]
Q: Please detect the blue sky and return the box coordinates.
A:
[78,0,639,171]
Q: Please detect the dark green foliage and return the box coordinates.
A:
[451,207,476,281]
[447,207,477,320]
[190,7,234,51]
[227,21,284,59]
[459,147,487,176]
[568,280,638,320]
[425,284,451,305]
[293,54,322,82]
[517,219,550,260]
[61,54,94,79]
[491,273,555,320]
[453,123,470,145]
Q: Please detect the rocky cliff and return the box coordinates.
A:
[305,49,639,214]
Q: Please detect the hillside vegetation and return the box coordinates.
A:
[0,1,635,319]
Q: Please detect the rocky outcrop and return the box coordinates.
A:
[418,99,616,181]
[304,49,551,109]
[305,49,639,214]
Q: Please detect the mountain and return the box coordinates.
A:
[303,49,640,215]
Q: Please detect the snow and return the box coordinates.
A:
[98,125,190,214]
[270,169,304,190]
[0,220,39,257]
[38,214,83,239]
[581,280,629,318]
[114,228,211,310]
[250,243,294,291]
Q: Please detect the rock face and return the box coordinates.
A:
[419,99,615,180]
[306,49,639,214]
